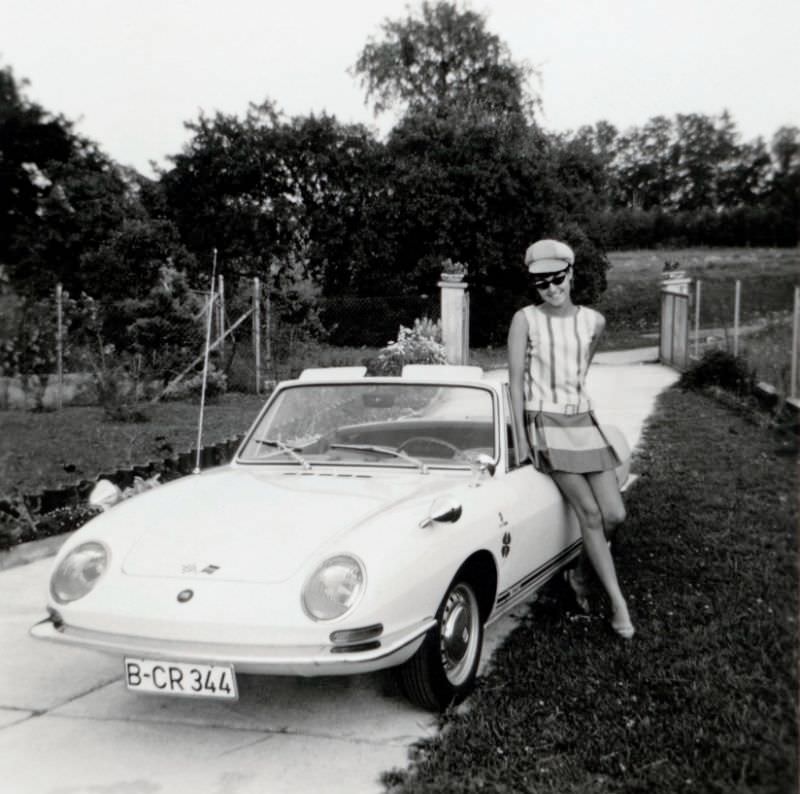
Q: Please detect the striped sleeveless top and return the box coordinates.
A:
[522,304,600,411]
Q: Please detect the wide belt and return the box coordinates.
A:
[524,399,592,415]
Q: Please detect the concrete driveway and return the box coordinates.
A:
[0,354,678,794]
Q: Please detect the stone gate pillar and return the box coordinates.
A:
[659,269,692,370]
[438,274,469,365]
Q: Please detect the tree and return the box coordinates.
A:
[79,217,197,302]
[379,108,551,290]
[771,125,800,174]
[160,101,293,284]
[767,126,800,244]
[160,103,389,294]
[715,136,772,208]
[352,1,536,121]
[347,2,610,343]
[567,121,622,209]
[270,113,391,294]
[1,64,194,301]
[0,64,74,285]
[615,115,677,210]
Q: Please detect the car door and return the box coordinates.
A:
[491,385,580,609]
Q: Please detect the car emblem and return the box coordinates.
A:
[177,589,194,603]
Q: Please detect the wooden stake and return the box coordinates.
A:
[56,283,63,410]
[217,274,225,360]
[253,277,261,395]
[195,249,218,473]
[694,279,702,360]
[791,286,800,400]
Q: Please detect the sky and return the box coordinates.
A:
[2,0,798,176]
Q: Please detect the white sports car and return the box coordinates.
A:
[31,364,630,711]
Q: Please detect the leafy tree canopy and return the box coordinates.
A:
[160,103,389,293]
[1,64,195,302]
[352,1,537,121]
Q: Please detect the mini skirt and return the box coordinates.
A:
[525,409,620,474]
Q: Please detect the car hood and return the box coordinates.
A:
[119,465,462,584]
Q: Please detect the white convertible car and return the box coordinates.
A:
[31,364,630,711]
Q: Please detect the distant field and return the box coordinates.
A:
[599,247,799,347]
[606,246,799,280]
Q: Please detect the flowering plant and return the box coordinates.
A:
[369,317,446,375]
[440,258,468,277]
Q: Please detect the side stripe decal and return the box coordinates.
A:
[495,539,581,606]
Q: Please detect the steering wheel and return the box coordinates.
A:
[397,436,462,459]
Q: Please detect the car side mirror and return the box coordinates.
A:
[419,496,462,529]
[476,453,496,476]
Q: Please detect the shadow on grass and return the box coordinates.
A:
[383,386,798,793]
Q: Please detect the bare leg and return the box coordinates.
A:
[571,468,627,589]
[553,471,634,637]
[587,469,626,542]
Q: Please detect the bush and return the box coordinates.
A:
[679,349,756,396]
[0,505,27,549]
[35,504,102,538]
[162,364,227,401]
[367,317,446,375]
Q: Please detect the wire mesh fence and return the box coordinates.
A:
[0,282,443,409]
[690,275,799,399]
[3,267,798,409]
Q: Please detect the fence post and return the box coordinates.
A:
[265,284,273,381]
[791,286,800,401]
[694,279,702,360]
[733,279,741,357]
[217,274,225,360]
[253,277,261,395]
[55,282,64,410]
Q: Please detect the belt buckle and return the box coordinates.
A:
[564,403,577,416]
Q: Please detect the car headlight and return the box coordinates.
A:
[51,542,109,604]
[302,555,365,621]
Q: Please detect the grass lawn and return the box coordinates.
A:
[0,392,266,496]
[383,386,797,793]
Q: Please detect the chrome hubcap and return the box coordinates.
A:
[439,584,479,685]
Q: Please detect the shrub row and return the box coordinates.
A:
[590,206,798,250]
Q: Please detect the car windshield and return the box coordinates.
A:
[238,382,496,468]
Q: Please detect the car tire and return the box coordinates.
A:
[399,578,483,711]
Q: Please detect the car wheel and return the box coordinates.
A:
[399,578,483,711]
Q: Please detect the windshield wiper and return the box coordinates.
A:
[254,438,311,470]
[328,443,428,474]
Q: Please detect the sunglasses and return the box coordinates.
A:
[533,268,570,290]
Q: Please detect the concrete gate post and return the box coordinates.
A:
[438,274,469,364]
[659,269,692,370]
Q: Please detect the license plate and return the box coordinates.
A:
[124,657,238,700]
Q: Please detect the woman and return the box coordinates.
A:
[508,239,634,639]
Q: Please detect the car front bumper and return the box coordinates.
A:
[30,615,434,676]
